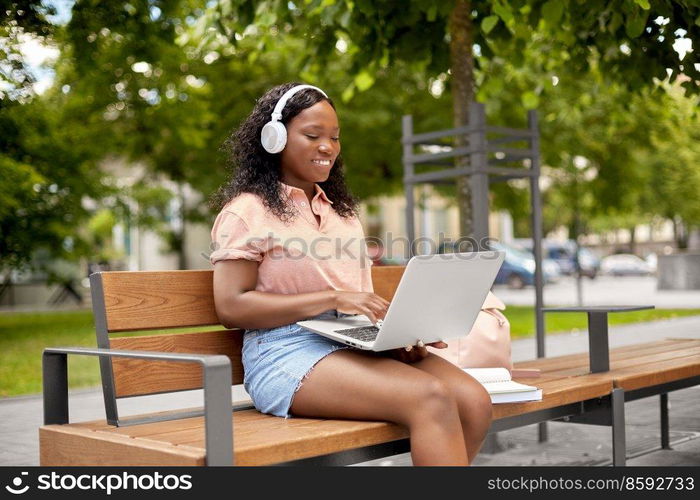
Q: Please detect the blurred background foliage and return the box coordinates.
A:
[1,0,700,279]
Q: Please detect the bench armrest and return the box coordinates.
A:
[42,346,233,466]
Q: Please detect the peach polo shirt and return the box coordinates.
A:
[209,182,374,295]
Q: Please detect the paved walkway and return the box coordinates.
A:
[2,316,699,466]
[494,275,700,308]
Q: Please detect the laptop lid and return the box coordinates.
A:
[370,250,505,351]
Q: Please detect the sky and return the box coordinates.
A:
[13,0,72,95]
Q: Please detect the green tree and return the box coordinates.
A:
[53,2,455,246]
[0,96,102,280]
[195,0,700,238]
[644,85,700,248]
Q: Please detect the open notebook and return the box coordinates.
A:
[463,367,542,404]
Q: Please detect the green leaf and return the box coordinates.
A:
[257,11,277,26]
[522,91,539,109]
[625,10,649,38]
[427,5,437,22]
[354,70,375,91]
[341,83,355,102]
[633,0,650,9]
[481,15,499,35]
[339,9,352,28]
[541,0,564,27]
[609,12,623,33]
[379,48,389,68]
[492,2,513,23]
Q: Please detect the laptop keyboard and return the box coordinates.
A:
[333,325,380,342]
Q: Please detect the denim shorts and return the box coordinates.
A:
[242,309,353,418]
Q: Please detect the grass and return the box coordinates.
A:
[505,306,700,339]
[0,310,220,398]
[2,307,700,397]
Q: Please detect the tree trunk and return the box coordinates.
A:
[177,183,187,270]
[629,225,636,254]
[676,217,688,250]
[449,0,475,238]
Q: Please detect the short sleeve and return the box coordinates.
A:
[209,210,265,265]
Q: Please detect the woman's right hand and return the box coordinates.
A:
[334,291,390,325]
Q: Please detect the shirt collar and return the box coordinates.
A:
[279,182,334,205]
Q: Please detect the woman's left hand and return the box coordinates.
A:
[386,340,448,364]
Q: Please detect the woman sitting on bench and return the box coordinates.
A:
[209,83,492,466]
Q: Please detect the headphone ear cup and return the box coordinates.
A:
[260,121,287,154]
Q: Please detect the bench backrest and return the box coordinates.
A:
[91,267,406,402]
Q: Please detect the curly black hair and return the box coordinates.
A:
[210,82,359,223]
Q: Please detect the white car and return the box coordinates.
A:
[600,254,653,276]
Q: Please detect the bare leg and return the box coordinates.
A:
[290,349,468,465]
[411,353,494,463]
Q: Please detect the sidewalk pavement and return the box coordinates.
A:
[493,275,700,309]
[1,316,699,467]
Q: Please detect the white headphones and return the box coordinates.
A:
[260,84,328,154]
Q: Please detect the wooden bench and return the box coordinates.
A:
[39,268,700,466]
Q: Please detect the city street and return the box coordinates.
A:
[493,275,700,309]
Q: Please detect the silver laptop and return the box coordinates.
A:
[296,251,505,351]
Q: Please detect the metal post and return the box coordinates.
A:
[528,110,547,444]
[403,115,416,258]
[203,356,234,465]
[43,352,69,425]
[587,312,610,373]
[612,388,627,466]
[660,393,671,449]
[90,272,120,425]
[528,110,545,360]
[469,102,489,248]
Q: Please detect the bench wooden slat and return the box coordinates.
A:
[517,343,700,380]
[371,266,405,301]
[233,419,408,465]
[130,416,406,466]
[514,339,696,373]
[100,267,405,398]
[101,271,220,332]
[39,426,205,466]
[40,369,613,465]
[110,330,244,397]
[102,267,405,333]
[611,356,700,391]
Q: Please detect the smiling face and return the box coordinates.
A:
[279,100,340,192]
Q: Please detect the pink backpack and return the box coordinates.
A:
[428,291,513,371]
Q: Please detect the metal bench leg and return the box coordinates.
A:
[612,388,626,466]
[660,393,671,450]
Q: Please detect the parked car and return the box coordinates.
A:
[514,239,601,279]
[437,240,560,289]
[600,253,653,276]
[644,252,658,274]
[490,241,561,288]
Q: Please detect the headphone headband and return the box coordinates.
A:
[260,84,329,154]
[270,84,328,122]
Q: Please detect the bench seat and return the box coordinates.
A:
[515,338,700,391]
[41,338,700,466]
[40,360,615,466]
